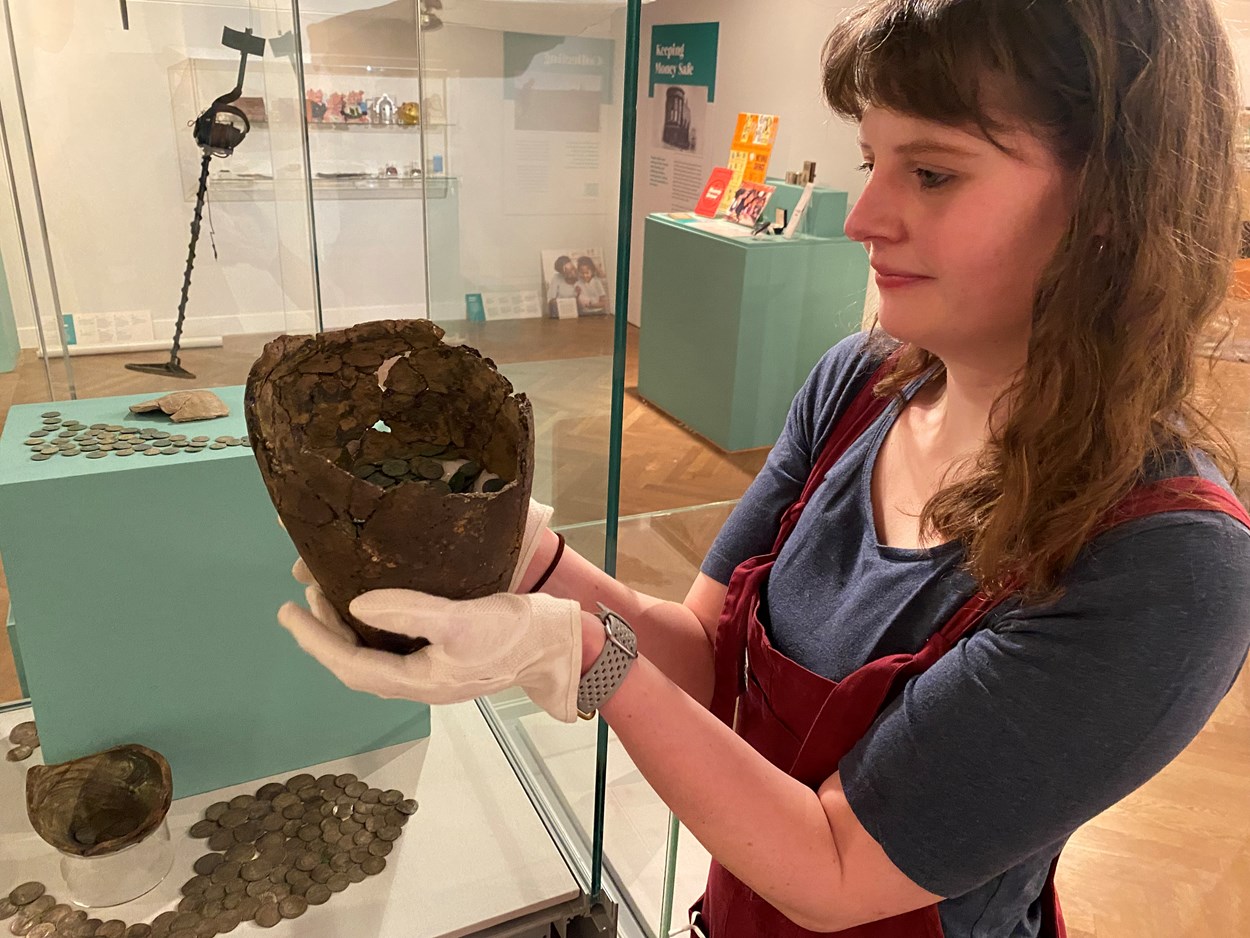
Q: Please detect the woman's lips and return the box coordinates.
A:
[873,269,932,289]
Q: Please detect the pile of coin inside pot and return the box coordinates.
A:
[349,442,506,494]
[23,413,250,462]
[1,772,417,936]
[6,721,38,762]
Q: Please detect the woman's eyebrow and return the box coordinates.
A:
[858,138,982,159]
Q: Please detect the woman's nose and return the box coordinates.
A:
[844,175,904,245]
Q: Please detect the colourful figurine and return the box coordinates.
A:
[305,88,326,122]
[326,92,345,123]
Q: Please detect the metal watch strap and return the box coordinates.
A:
[577,604,638,719]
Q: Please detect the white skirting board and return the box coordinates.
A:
[37,337,224,358]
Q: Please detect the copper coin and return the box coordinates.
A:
[377,825,401,842]
[0,900,16,921]
[285,774,316,791]
[297,824,320,843]
[232,821,261,844]
[168,929,197,938]
[9,882,46,907]
[367,839,393,858]
[359,788,382,805]
[213,909,242,934]
[193,854,224,876]
[25,925,54,938]
[294,852,319,873]
[283,870,310,888]
[207,829,235,852]
[97,921,127,938]
[329,852,352,873]
[281,803,305,821]
[125,924,152,938]
[343,780,367,799]
[281,819,302,837]
[253,902,281,929]
[277,896,307,921]
[204,883,227,901]
[256,783,286,801]
[260,812,285,832]
[305,882,332,907]
[346,866,367,884]
[181,875,210,897]
[217,808,248,828]
[38,906,70,926]
[256,832,284,852]
[151,910,180,934]
[177,895,205,915]
[380,790,403,806]
[349,846,370,864]
[201,899,224,919]
[270,792,299,810]
[171,912,199,931]
[224,843,255,864]
[210,861,242,885]
[361,854,387,875]
[21,896,52,918]
[188,820,217,839]
[228,795,253,811]
[308,866,332,886]
[204,802,230,822]
[333,773,357,789]
[324,872,349,894]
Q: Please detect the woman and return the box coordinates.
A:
[278,1,1250,935]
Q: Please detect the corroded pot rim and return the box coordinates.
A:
[26,743,173,859]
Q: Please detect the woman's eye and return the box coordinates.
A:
[914,168,953,189]
[856,161,873,175]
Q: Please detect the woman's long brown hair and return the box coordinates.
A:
[823,0,1243,602]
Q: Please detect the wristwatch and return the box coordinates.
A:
[577,604,638,719]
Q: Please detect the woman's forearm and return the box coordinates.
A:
[520,529,716,704]
[582,618,846,931]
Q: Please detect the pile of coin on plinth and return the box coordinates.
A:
[245,319,535,654]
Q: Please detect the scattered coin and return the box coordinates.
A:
[40,411,60,418]
[361,855,387,876]
[125,923,153,937]
[193,853,225,876]
[25,924,54,938]
[209,443,227,450]
[207,829,235,851]
[97,921,127,938]
[367,838,393,858]
[253,901,281,928]
[28,454,50,462]
[87,452,108,459]
[8,883,44,907]
[189,820,217,839]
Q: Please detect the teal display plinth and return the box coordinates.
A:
[637,207,869,451]
[0,247,19,373]
[0,387,430,797]
[5,607,27,698]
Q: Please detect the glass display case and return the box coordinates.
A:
[0,1,685,936]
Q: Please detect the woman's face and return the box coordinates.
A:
[845,106,1074,371]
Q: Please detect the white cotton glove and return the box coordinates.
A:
[277,584,584,723]
[509,498,554,592]
[290,497,551,593]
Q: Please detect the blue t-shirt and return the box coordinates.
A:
[702,333,1250,938]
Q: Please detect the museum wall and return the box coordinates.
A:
[625,0,868,328]
[0,0,626,348]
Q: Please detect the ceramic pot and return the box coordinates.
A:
[244,319,535,654]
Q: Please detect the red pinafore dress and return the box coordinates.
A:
[690,355,1250,938]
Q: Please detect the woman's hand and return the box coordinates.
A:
[277,582,584,722]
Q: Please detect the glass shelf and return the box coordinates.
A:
[207,175,456,201]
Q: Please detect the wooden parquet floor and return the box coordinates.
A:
[1,316,1247,937]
